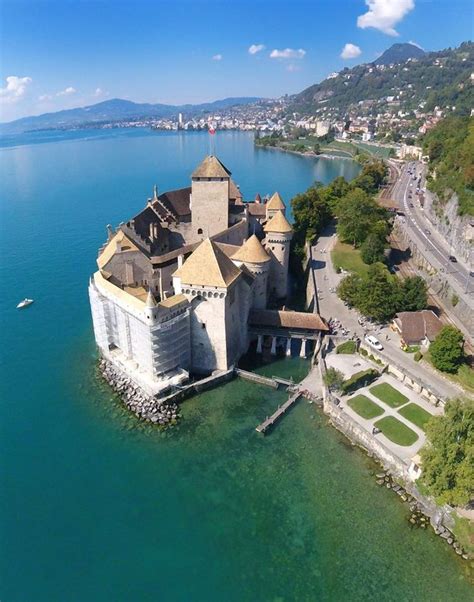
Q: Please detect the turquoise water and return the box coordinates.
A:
[0,130,471,601]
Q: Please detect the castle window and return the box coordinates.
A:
[201,323,206,329]
[281,246,284,251]
[197,228,203,235]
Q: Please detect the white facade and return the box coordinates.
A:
[89,273,190,394]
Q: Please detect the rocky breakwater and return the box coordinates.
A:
[375,471,470,561]
[99,359,180,426]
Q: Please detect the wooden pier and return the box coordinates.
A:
[256,390,301,434]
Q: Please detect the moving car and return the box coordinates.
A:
[364,335,383,351]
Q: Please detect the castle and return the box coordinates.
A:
[89,155,323,396]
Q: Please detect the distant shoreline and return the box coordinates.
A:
[255,142,356,162]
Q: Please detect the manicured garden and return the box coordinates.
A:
[347,395,384,419]
[336,340,357,354]
[370,383,409,408]
[398,403,433,431]
[374,416,419,446]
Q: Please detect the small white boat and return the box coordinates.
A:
[17,298,34,309]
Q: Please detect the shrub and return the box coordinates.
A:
[336,340,357,354]
[323,367,345,392]
[341,369,379,395]
[414,351,423,362]
[360,348,368,356]
[451,294,459,307]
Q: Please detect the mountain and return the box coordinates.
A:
[374,42,425,66]
[289,41,473,116]
[0,96,262,135]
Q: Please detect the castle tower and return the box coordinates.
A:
[191,155,231,239]
[173,238,249,373]
[232,235,271,309]
[263,211,293,300]
[266,192,286,220]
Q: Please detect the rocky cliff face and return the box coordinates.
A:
[424,192,473,267]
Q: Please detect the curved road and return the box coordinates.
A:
[390,161,473,300]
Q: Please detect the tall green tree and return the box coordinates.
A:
[430,326,465,373]
[398,276,428,311]
[420,398,474,506]
[360,232,386,264]
[291,183,331,244]
[357,264,399,322]
[335,188,387,247]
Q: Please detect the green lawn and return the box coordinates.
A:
[398,403,433,431]
[348,395,384,419]
[331,241,368,277]
[370,383,409,408]
[374,416,419,446]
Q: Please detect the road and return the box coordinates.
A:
[389,160,473,299]
[311,227,466,401]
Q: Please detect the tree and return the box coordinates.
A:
[291,183,331,244]
[360,232,386,264]
[323,367,345,392]
[337,273,362,306]
[398,276,428,311]
[420,398,474,506]
[430,326,465,373]
[357,264,399,322]
[335,188,386,247]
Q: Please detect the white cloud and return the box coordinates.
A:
[286,63,301,72]
[357,0,415,36]
[270,48,306,60]
[341,43,362,59]
[409,40,424,49]
[56,86,76,96]
[0,75,32,103]
[248,44,265,55]
[38,94,53,102]
[93,87,108,97]
[212,54,223,61]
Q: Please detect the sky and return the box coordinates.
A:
[0,0,472,122]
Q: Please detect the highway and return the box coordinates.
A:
[390,160,473,300]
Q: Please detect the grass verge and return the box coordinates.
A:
[370,383,409,408]
[331,240,368,277]
[451,515,474,557]
[398,403,433,431]
[374,416,419,446]
[348,395,384,419]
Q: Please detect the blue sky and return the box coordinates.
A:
[0,0,472,122]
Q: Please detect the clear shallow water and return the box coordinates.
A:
[0,130,471,601]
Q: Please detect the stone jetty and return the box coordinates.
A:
[99,359,180,425]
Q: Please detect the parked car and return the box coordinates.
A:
[449,255,457,263]
[470,271,474,277]
[425,229,431,235]
[364,335,383,351]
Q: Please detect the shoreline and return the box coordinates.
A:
[254,142,356,162]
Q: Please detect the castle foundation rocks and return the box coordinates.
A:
[99,359,180,425]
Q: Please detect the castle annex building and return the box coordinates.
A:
[89,155,323,395]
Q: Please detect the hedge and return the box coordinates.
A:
[336,340,357,354]
[342,369,379,394]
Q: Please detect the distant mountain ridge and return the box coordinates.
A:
[0,96,262,135]
[289,41,473,116]
[374,42,425,66]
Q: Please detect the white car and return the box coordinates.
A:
[364,335,383,351]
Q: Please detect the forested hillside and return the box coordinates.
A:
[290,42,473,116]
[423,116,474,216]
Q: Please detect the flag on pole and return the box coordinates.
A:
[208,124,216,135]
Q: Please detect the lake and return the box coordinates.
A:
[0,129,471,601]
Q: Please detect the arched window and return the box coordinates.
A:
[197,228,203,235]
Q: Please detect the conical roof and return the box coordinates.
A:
[232,235,270,264]
[146,290,158,308]
[174,239,241,287]
[267,192,286,211]
[192,155,231,178]
[263,210,293,233]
